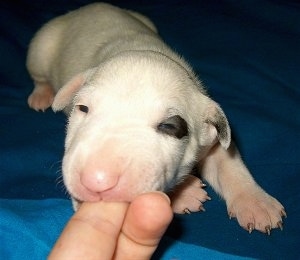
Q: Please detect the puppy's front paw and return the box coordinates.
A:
[227,188,286,234]
[28,82,54,112]
[169,175,211,214]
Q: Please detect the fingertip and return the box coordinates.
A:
[125,193,172,241]
[113,192,173,260]
[133,191,171,209]
[130,192,173,229]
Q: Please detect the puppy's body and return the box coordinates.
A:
[27,3,189,102]
[27,3,285,234]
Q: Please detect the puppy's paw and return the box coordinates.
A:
[28,82,54,112]
[227,188,286,234]
[169,175,211,214]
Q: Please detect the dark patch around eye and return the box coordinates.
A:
[77,105,89,113]
[157,115,188,139]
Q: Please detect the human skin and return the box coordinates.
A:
[48,192,173,260]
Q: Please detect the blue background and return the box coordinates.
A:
[1,1,299,259]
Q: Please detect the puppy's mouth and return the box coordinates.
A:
[71,191,133,205]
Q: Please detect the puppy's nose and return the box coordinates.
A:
[80,168,119,193]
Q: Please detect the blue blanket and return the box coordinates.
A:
[1,1,299,259]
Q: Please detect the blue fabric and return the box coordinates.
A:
[1,0,299,259]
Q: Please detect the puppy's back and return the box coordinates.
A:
[26,3,158,90]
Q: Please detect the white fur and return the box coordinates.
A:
[27,3,285,234]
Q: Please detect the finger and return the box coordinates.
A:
[48,201,128,260]
[114,192,173,260]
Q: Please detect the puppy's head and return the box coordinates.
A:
[52,51,230,208]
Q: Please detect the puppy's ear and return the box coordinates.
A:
[52,68,96,112]
[199,99,231,149]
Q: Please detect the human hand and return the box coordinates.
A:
[48,192,173,260]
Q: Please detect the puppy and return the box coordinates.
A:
[27,3,286,234]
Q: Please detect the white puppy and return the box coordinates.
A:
[27,3,286,234]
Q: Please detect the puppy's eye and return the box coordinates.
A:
[157,115,188,139]
[77,104,89,113]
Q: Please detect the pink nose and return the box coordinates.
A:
[78,139,124,196]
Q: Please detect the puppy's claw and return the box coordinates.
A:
[265,225,271,235]
[228,211,236,220]
[199,205,206,212]
[277,221,283,231]
[183,208,191,214]
[206,196,212,201]
[281,209,287,218]
[247,223,254,234]
[200,183,207,188]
